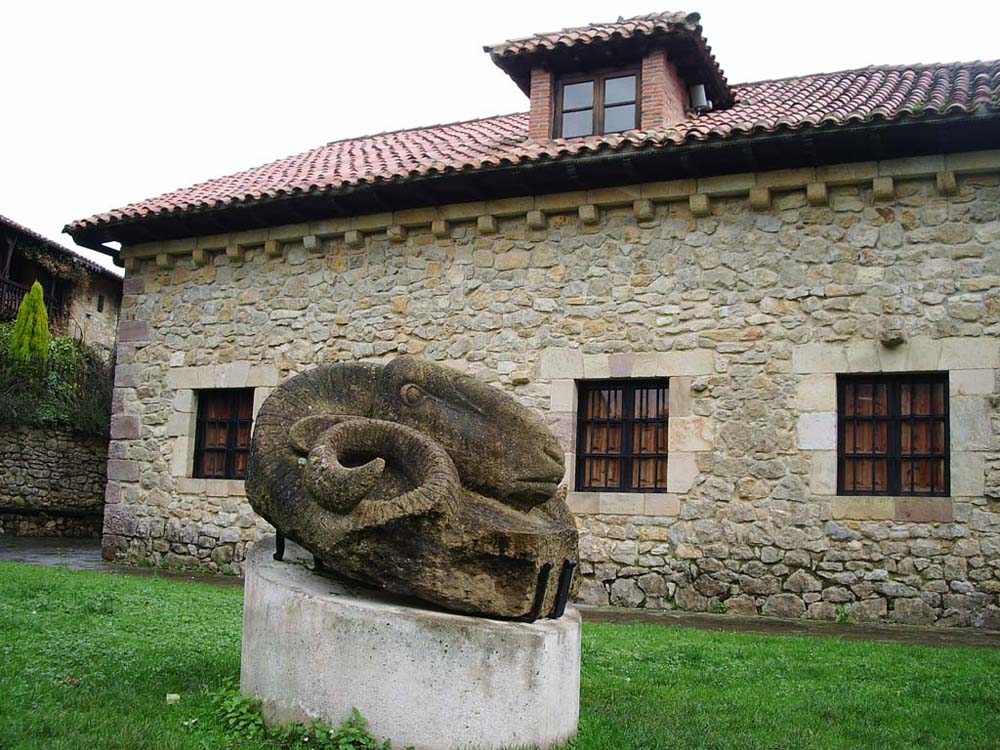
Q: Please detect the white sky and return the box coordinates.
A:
[2,0,998,274]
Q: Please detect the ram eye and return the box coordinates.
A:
[400,383,425,407]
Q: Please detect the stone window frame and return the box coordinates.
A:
[574,378,671,493]
[542,347,716,518]
[835,372,951,498]
[792,336,996,523]
[192,387,256,481]
[165,362,279,498]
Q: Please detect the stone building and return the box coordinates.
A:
[0,214,120,537]
[67,12,1000,627]
[1,213,121,353]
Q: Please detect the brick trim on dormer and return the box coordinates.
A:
[641,50,687,130]
[528,67,553,141]
[529,52,688,142]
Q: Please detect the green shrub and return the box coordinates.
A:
[9,281,50,364]
[213,688,265,737]
[0,321,112,435]
[210,686,396,749]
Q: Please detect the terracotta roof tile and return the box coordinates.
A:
[485,11,701,58]
[67,61,1000,234]
[485,11,731,104]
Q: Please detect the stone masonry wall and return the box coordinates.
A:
[107,159,1000,626]
[0,424,108,537]
[67,272,122,355]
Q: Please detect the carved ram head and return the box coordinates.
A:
[246,356,579,620]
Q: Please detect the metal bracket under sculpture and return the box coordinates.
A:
[246,356,579,620]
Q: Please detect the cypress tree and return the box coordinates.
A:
[10,281,50,364]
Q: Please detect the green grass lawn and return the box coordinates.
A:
[0,562,998,750]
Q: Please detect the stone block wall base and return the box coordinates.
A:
[0,511,102,538]
[240,538,581,750]
[0,425,108,526]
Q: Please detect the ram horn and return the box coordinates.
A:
[303,443,386,514]
[300,417,460,522]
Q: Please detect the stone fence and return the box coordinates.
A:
[0,424,108,537]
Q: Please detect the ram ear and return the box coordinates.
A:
[290,415,350,453]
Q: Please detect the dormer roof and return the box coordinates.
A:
[485,11,732,107]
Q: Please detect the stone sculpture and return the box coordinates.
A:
[246,356,579,620]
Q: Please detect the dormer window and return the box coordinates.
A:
[555,70,639,138]
[488,12,733,142]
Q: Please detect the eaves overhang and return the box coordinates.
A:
[66,110,1000,261]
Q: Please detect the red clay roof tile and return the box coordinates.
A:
[486,11,731,103]
[485,11,701,58]
[67,61,1000,234]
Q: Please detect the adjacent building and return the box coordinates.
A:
[0,214,121,538]
[67,12,1000,627]
[1,213,121,352]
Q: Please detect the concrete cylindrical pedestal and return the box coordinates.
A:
[240,537,581,750]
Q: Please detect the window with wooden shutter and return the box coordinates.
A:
[576,379,669,492]
[193,389,255,480]
[837,373,949,496]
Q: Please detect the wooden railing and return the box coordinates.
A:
[0,277,29,319]
[0,277,64,321]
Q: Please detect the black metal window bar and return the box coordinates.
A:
[837,373,950,497]
[575,379,669,492]
[194,388,255,480]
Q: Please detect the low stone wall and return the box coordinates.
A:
[0,424,108,538]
